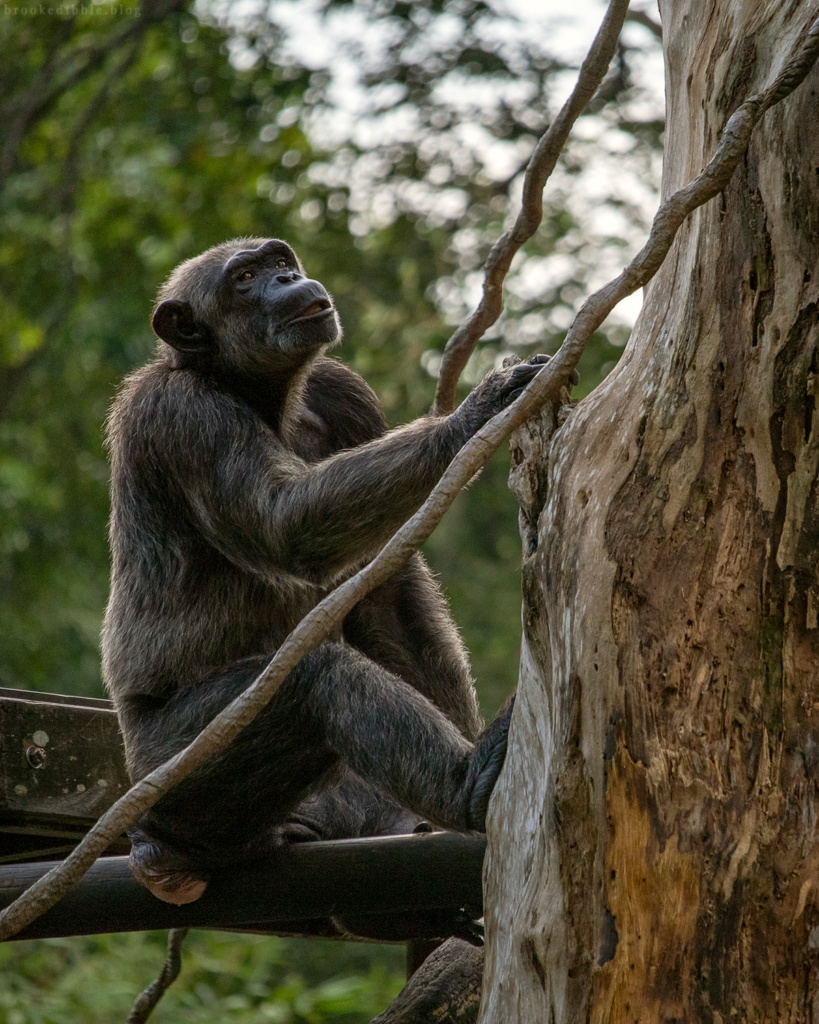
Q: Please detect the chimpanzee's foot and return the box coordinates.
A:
[465,694,515,831]
[127,824,209,905]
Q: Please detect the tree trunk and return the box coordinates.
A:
[481,3,819,1021]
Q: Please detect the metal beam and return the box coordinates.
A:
[0,832,486,941]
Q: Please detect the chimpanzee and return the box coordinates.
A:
[102,237,546,906]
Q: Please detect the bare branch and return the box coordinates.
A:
[0,0,186,189]
[626,10,663,41]
[0,14,76,117]
[1,9,817,945]
[126,927,189,1024]
[57,40,143,213]
[431,0,630,416]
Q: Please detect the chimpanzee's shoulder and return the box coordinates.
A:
[305,355,388,447]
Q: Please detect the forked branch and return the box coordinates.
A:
[2,10,818,944]
[431,0,631,416]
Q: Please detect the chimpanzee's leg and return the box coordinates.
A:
[299,643,510,833]
[280,770,422,842]
[124,650,339,903]
[122,641,512,903]
[289,774,485,946]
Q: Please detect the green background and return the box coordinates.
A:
[0,2,662,1019]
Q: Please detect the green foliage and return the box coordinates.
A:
[0,931,404,1023]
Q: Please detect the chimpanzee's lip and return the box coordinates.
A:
[287,299,333,324]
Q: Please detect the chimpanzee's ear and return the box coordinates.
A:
[152,300,213,354]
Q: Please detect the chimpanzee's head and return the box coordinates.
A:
[152,238,341,373]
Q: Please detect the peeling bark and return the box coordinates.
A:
[482,3,819,1021]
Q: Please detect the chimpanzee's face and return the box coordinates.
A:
[220,239,340,358]
[152,238,342,373]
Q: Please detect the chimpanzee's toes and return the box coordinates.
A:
[127,824,209,905]
[465,694,516,831]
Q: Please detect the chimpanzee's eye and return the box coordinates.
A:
[275,258,289,269]
[237,269,255,282]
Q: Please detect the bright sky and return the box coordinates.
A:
[263,0,664,110]
[206,0,666,331]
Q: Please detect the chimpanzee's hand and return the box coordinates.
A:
[451,354,551,439]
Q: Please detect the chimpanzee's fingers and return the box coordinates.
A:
[525,353,580,387]
[508,361,544,386]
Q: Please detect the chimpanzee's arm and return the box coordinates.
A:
[132,358,542,583]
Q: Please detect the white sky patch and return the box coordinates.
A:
[203,0,665,330]
[260,0,664,124]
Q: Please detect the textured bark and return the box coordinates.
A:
[482,3,819,1022]
[371,939,483,1024]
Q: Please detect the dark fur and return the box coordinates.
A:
[102,237,538,899]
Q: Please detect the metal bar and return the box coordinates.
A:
[0,832,485,941]
[0,690,128,828]
[0,688,114,710]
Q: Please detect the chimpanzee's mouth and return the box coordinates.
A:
[288,299,333,324]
